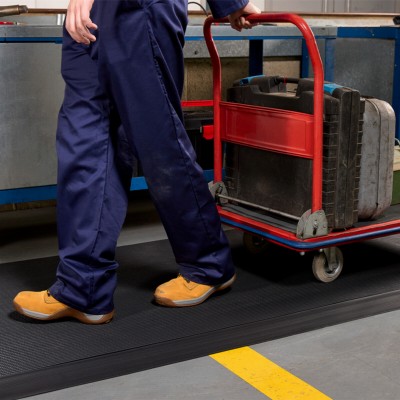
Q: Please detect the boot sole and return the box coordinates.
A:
[154,274,236,307]
[13,301,114,325]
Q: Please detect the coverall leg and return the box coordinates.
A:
[49,0,235,314]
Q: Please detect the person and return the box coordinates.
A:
[13,0,261,324]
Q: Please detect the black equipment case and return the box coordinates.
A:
[224,76,364,230]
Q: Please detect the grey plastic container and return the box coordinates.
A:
[357,98,396,220]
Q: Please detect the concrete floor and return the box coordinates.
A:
[2,192,400,400]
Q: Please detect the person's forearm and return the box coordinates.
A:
[207,0,262,32]
[207,0,249,19]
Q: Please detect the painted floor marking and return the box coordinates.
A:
[210,346,332,400]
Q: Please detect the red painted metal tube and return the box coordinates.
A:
[181,100,214,108]
[203,13,324,212]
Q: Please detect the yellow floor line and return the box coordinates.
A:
[210,346,332,400]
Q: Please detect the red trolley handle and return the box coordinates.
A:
[203,13,324,212]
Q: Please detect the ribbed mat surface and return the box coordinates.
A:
[2,229,400,399]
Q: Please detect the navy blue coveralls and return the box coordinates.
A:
[49,0,248,315]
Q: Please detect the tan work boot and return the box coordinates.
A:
[154,274,236,307]
[13,290,114,324]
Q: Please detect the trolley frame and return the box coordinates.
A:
[202,13,400,253]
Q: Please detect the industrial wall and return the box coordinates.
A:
[0,0,399,12]
[0,1,398,209]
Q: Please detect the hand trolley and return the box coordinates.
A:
[203,13,400,282]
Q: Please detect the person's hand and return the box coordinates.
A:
[228,2,261,32]
[66,0,97,44]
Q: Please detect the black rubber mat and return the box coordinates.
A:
[2,229,400,399]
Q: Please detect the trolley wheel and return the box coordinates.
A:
[312,247,343,283]
[243,232,269,255]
